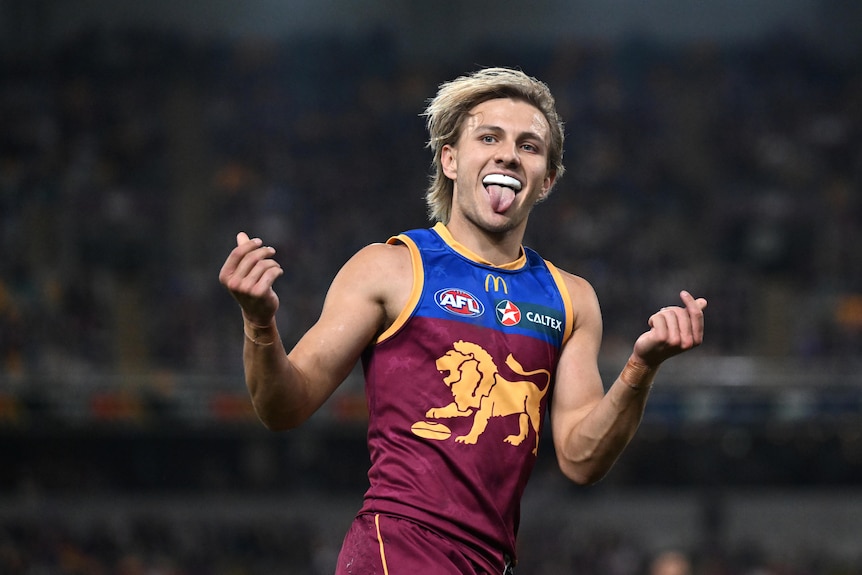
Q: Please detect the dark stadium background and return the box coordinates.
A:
[1,1,861,573]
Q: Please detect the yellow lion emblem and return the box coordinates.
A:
[417,340,551,455]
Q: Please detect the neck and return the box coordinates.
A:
[442,216,526,266]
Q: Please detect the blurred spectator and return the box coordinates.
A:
[650,550,692,575]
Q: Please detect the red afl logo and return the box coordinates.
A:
[495,300,521,326]
[435,288,485,317]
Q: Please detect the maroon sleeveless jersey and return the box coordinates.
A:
[356,223,573,572]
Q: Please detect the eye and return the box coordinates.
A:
[481,134,497,144]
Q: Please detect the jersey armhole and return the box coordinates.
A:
[375,234,424,344]
[544,260,575,345]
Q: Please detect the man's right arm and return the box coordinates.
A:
[220,234,411,430]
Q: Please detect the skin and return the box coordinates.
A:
[219,96,707,485]
[650,551,692,575]
[441,98,555,263]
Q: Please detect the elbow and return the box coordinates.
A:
[251,398,309,431]
[561,465,609,486]
[257,415,297,432]
[556,448,614,486]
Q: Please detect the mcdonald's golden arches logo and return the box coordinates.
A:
[484,274,508,294]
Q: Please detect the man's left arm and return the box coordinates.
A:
[550,279,707,485]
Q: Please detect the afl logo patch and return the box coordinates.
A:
[435,288,484,317]
[495,300,522,326]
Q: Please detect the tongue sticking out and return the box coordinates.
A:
[488,185,516,213]
[483,174,521,214]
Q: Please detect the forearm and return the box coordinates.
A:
[557,356,657,484]
[242,317,315,430]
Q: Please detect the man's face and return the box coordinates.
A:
[441,97,555,234]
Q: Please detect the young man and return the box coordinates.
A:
[219,67,707,574]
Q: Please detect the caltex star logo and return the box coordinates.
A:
[495,300,521,326]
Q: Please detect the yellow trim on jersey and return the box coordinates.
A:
[376,234,424,344]
[374,514,391,575]
[544,260,575,345]
[433,222,526,270]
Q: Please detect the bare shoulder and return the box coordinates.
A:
[343,242,412,285]
[554,267,602,330]
[555,267,598,304]
[357,241,412,265]
[335,241,414,322]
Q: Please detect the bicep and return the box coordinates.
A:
[550,275,605,448]
[287,243,409,399]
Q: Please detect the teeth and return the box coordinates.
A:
[482,174,522,191]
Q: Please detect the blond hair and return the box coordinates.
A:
[422,67,565,223]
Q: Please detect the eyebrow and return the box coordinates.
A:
[473,124,546,144]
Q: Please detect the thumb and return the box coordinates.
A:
[236,231,251,246]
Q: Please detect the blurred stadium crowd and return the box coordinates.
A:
[2,490,862,574]
[1,25,861,575]
[0,514,853,575]
[1,27,860,378]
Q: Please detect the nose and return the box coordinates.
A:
[494,141,520,167]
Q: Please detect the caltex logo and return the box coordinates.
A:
[495,300,521,326]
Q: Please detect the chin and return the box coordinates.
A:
[482,218,519,235]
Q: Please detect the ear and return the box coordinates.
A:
[538,169,557,201]
[441,144,457,180]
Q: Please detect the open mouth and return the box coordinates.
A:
[482,174,522,213]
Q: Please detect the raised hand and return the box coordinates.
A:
[632,290,707,367]
[218,232,283,325]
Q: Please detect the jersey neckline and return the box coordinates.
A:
[432,222,527,271]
